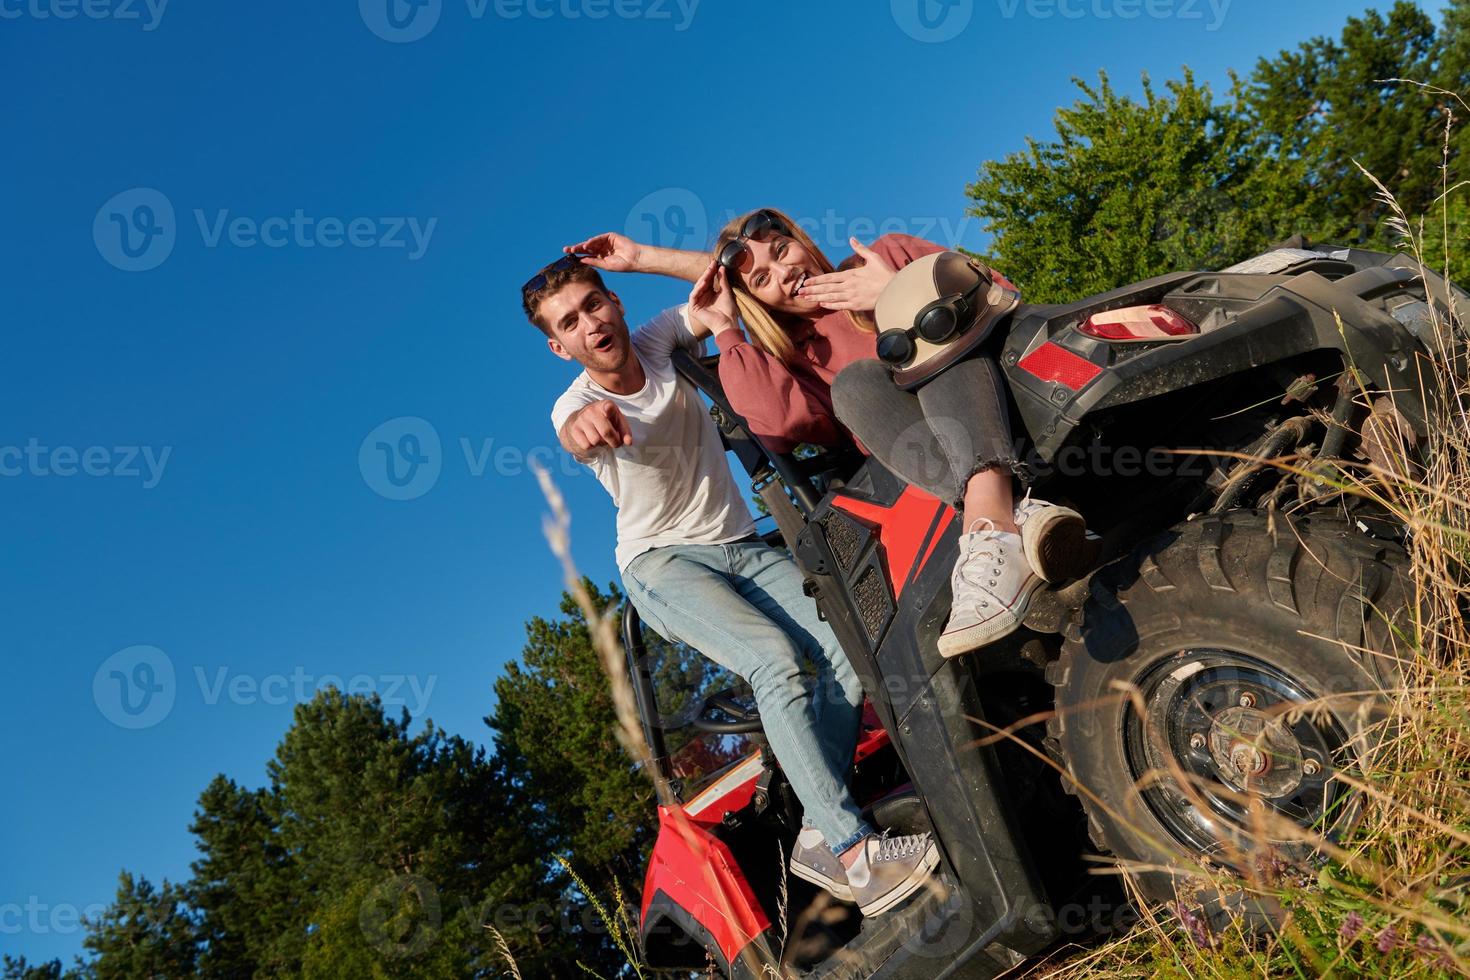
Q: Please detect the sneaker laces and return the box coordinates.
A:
[872,831,931,864]
[1013,489,1039,525]
[954,529,1009,597]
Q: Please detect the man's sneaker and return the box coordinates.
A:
[844,832,941,917]
[938,527,1042,657]
[789,827,853,902]
[1014,494,1088,583]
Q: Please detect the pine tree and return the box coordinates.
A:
[80,873,199,979]
[486,580,657,975]
[966,2,1470,301]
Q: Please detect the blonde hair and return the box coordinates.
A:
[715,208,877,362]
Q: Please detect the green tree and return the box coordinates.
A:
[969,69,1256,303]
[1244,1,1442,246]
[80,873,198,980]
[487,580,655,974]
[188,777,295,977]
[67,691,563,979]
[2,957,69,980]
[968,2,1470,302]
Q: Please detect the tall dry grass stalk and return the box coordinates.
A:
[529,462,787,978]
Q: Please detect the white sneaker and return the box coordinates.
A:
[1013,494,1088,583]
[937,527,1042,657]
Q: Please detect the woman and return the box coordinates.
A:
[564,209,1086,655]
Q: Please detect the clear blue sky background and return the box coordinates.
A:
[0,0,1447,966]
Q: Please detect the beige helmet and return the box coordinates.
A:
[874,251,1020,389]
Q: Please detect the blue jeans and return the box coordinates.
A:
[624,539,872,854]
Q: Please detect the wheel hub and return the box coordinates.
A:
[1126,650,1352,862]
[1206,705,1304,797]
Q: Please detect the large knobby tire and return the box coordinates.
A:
[1046,510,1410,909]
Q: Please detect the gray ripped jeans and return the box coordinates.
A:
[830,357,1020,507]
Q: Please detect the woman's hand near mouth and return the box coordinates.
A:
[796,237,897,312]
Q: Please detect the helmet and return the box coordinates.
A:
[874,251,1020,389]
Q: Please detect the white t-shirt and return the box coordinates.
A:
[551,305,757,570]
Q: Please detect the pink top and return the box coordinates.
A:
[714,233,946,453]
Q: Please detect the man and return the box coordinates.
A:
[525,249,939,917]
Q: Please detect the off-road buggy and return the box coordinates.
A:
[621,242,1462,978]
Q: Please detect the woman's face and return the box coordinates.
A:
[729,233,825,317]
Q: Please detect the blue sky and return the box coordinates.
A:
[0,0,1447,966]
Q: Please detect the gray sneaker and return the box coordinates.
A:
[1014,494,1088,583]
[789,828,854,902]
[844,832,941,917]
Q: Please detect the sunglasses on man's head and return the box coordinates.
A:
[716,210,792,275]
[523,254,585,295]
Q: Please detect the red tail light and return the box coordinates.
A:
[1079,305,1197,342]
[1017,342,1102,391]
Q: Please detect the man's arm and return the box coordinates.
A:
[563,232,709,283]
[557,400,633,462]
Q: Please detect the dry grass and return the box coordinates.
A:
[529,464,783,978]
[520,107,1470,978]
[1027,114,1470,980]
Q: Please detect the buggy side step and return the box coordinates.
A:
[790,872,1025,980]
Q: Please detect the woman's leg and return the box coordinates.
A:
[840,356,1087,655]
[917,357,1088,579]
[830,359,963,504]
[914,357,1020,532]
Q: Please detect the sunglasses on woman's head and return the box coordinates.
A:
[716,210,792,275]
[522,254,585,295]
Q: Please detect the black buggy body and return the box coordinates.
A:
[624,244,1459,978]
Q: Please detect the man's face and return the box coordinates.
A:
[540,281,632,373]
